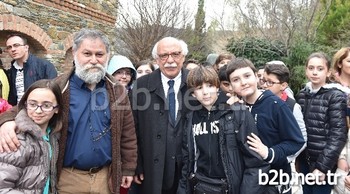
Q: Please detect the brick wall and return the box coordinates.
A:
[0,0,117,73]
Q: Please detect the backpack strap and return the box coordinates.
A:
[285,97,296,112]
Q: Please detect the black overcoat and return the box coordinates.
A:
[131,68,194,194]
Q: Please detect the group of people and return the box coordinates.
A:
[0,27,349,194]
[0,29,137,194]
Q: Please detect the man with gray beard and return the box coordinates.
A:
[0,28,137,194]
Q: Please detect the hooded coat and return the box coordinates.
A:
[107,55,137,91]
[250,90,305,176]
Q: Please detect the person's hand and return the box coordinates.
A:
[345,175,350,190]
[0,121,20,153]
[338,159,349,171]
[247,133,268,159]
[121,175,133,188]
[312,169,325,182]
[133,173,144,184]
[226,93,244,105]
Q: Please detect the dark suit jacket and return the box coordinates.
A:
[131,68,196,194]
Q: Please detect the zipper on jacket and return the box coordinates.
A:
[208,111,212,175]
[303,94,311,129]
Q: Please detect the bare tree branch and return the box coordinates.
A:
[115,0,194,62]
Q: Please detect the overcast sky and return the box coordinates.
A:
[186,0,226,22]
[118,0,234,30]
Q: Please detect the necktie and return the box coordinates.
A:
[168,80,176,124]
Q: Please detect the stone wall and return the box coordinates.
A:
[0,0,118,73]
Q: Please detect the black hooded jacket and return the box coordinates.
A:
[177,93,270,194]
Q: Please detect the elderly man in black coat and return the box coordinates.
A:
[130,37,196,194]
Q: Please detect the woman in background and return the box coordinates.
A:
[331,47,350,194]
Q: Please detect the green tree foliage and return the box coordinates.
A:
[226,37,332,93]
[226,37,287,67]
[224,0,349,94]
[283,40,315,93]
[286,40,335,94]
[194,0,206,34]
[182,0,209,61]
[317,0,350,47]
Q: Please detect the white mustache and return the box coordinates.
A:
[164,63,177,68]
[83,64,105,71]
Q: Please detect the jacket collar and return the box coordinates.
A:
[11,53,33,68]
[15,109,43,139]
[302,81,348,95]
[148,68,189,92]
[148,68,163,93]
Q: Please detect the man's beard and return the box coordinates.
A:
[74,57,107,84]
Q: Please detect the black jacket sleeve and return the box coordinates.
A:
[233,105,270,193]
[316,90,347,173]
[177,114,192,194]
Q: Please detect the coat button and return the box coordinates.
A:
[172,156,175,160]
[154,159,159,163]
[157,135,161,139]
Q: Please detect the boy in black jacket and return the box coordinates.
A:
[177,66,269,194]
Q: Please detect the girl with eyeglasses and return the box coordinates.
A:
[0,79,63,193]
[107,55,136,94]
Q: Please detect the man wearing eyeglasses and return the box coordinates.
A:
[5,34,57,106]
[130,37,195,194]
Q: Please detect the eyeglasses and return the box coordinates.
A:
[259,79,281,87]
[157,51,182,61]
[114,70,132,77]
[6,43,26,51]
[26,101,58,112]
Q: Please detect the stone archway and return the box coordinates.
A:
[0,14,53,51]
[0,14,55,68]
[1,0,117,74]
[62,33,73,52]
[62,34,74,73]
